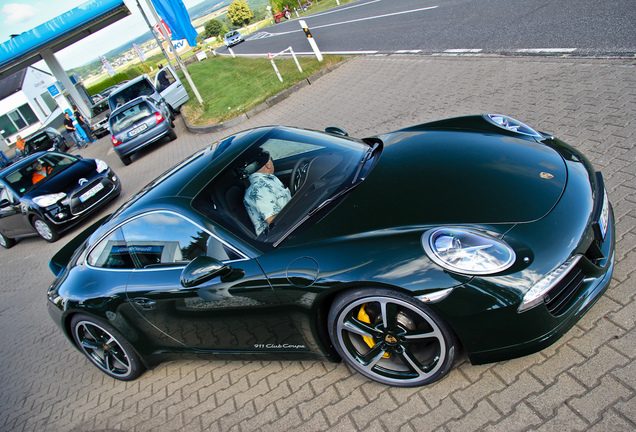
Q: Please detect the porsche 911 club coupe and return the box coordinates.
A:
[47,115,614,387]
[0,152,121,247]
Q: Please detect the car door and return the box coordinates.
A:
[122,211,306,352]
[0,183,31,235]
[154,66,189,109]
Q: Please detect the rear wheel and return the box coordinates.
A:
[32,216,59,242]
[120,155,132,166]
[328,288,458,387]
[168,128,177,141]
[0,231,16,249]
[70,314,145,380]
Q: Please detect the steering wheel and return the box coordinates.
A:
[290,157,312,195]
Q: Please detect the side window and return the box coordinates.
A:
[87,228,134,269]
[88,213,241,269]
[0,184,9,202]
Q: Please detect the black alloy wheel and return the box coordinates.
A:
[70,314,145,381]
[328,288,458,387]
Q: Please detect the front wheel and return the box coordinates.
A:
[32,216,59,242]
[0,231,16,248]
[70,314,145,381]
[328,288,458,387]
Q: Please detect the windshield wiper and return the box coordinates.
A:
[274,183,362,247]
[352,141,381,183]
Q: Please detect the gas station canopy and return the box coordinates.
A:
[0,0,130,80]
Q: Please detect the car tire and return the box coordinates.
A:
[328,287,458,387]
[70,314,145,381]
[32,216,59,242]
[0,231,16,249]
[168,128,177,141]
[120,155,132,166]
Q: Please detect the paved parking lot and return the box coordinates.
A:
[0,55,634,431]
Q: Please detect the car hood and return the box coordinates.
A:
[299,128,567,241]
[23,160,98,198]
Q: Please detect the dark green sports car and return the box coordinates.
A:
[47,115,615,387]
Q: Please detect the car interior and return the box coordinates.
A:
[193,134,359,247]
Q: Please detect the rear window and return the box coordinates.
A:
[109,79,156,110]
[111,102,154,134]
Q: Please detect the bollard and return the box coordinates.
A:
[299,20,323,62]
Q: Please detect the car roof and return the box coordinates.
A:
[109,75,151,97]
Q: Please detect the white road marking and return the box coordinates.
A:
[444,49,483,53]
[516,48,577,53]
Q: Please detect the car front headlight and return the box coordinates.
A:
[33,193,66,207]
[422,228,516,275]
[95,159,109,173]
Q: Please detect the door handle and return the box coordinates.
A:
[132,297,157,310]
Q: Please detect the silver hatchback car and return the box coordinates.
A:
[109,96,176,166]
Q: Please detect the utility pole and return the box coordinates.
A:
[143,0,204,105]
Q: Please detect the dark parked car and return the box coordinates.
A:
[22,127,68,156]
[89,99,110,138]
[109,96,176,166]
[0,151,121,247]
[47,115,614,386]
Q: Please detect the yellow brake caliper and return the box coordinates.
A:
[358,303,390,358]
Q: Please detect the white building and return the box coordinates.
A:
[0,66,61,147]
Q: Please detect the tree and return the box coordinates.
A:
[269,0,288,14]
[203,19,228,39]
[227,0,254,27]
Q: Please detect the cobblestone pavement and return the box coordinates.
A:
[0,55,634,432]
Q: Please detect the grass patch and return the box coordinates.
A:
[180,55,345,126]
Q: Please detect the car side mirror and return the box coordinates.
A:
[180,256,233,288]
[325,126,348,137]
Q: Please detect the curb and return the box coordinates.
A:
[182,57,355,135]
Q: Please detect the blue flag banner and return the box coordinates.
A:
[151,0,197,47]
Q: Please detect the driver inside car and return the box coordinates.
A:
[243,150,291,235]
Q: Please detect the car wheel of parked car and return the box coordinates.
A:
[120,155,132,166]
[32,216,59,242]
[0,231,16,249]
[328,288,458,387]
[70,314,145,381]
[168,128,177,141]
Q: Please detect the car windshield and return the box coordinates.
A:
[111,101,153,133]
[90,101,109,117]
[226,31,239,38]
[193,127,373,247]
[2,153,78,196]
[24,133,52,152]
[110,80,156,110]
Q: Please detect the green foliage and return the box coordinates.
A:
[227,0,254,27]
[203,19,228,39]
[85,73,129,95]
[180,55,344,125]
[269,0,287,14]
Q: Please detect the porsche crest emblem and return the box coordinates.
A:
[540,172,554,179]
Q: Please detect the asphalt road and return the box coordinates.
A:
[1,54,635,432]
[219,0,636,57]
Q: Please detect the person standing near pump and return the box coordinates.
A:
[73,106,95,143]
[64,112,87,149]
[15,135,25,157]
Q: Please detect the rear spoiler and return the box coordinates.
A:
[48,214,111,277]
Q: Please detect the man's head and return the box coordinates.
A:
[64,112,70,118]
[245,150,273,175]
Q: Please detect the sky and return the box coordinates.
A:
[0,0,205,70]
